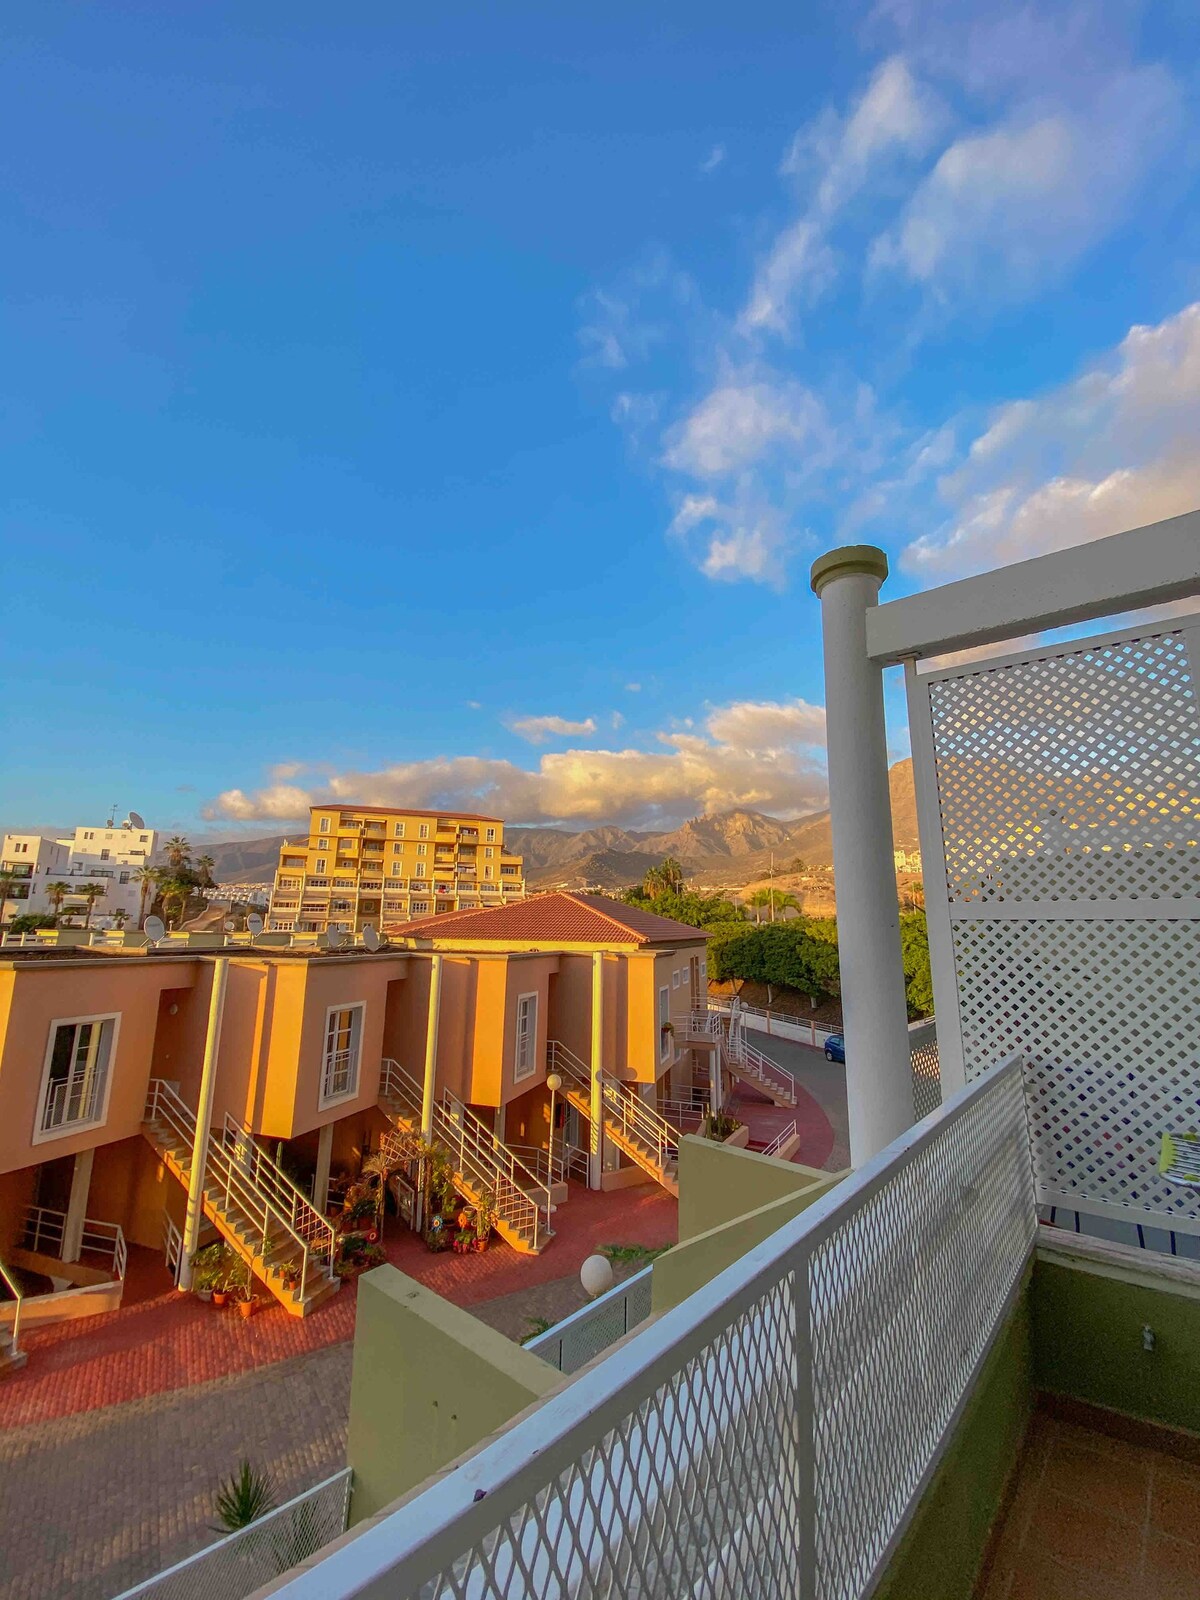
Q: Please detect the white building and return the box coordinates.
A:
[1,815,158,927]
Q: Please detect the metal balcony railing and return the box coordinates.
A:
[264,1056,1033,1600]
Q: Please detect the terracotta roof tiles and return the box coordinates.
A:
[384,891,708,946]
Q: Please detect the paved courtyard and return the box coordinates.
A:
[0,1184,677,1600]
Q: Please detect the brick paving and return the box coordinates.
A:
[0,1183,677,1430]
[0,1341,352,1600]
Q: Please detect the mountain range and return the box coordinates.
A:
[196,759,919,891]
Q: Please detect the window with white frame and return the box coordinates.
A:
[418,823,429,838]
[416,842,427,855]
[486,827,496,842]
[413,899,429,913]
[319,816,331,833]
[37,1015,117,1139]
[659,985,671,1062]
[394,821,405,836]
[514,992,538,1081]
[321,1004,363,1105]
[672,968,680,988]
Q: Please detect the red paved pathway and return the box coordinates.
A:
[0,1184,676,1430]
[732,1080,837,1169]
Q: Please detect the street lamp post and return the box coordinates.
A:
[546,1071,563,1182]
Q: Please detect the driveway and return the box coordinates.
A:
[750,1033,851,1171]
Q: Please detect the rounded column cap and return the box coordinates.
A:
[810,544,889,596]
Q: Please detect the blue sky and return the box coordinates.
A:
[3,1,1198,836]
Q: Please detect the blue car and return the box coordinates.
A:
[824,1033,845,1063]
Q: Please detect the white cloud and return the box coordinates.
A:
[904,301,1200,575]
[465,699,482,710]
[269,761,305,781]
[699,144,726,174]
[205,700,830,829]
[669,490,794,589]
[505,713,598,745]
[611,710,625,731]
[872,66,1178,298]
[662,377,830,477]
[741,56,941,335]
[624,682,642,693]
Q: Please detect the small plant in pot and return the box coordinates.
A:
[473,1192,498,1253]
[190,1241,226,1302]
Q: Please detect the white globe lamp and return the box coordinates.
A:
[580,1253,614,1300]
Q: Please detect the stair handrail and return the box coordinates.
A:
[380,1060,547,1245]
[439,1086,552,1219]
[220,1113,336,1268]
[714,1015,797,1104]
[546,1040,681,1175]
[145,1079,332,1303]
[0,1257,23,1360]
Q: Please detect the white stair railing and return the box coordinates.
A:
[760,1120,799,1159]
[220,1113,336,1269]
[379,1060,549,1244]
[713,1013,797,1105]
[547,1041,681,1177]
[144,1079,334,1303]
[0,1259,23,1362]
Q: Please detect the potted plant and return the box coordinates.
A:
[473,1192,498,1252]
[189,1241,226,1302]
[453,1227,474,1254]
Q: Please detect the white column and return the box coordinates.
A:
[313,1121,334,1214]
[811,546,913,1163]
[421,954,443,1143]
[177,957,229,1290]
[589,951,604,1190]
[61,1146,94,1264]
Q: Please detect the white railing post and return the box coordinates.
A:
[179,959,228,1291]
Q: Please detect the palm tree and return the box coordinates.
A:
[159,876,191,929]
[46,881,71,921]
[747,887,801,922]
[659,857,685,893]
[78,882,106,928]
[0,868,19,924]
[165,836,192,871]
[641,865,665,900]
[196,854,216,889]
[112,908,129,929]
[134,865,160,926]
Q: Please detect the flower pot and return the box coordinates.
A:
[238,1298,255,1319]
[212,1291,229,1307]
[195,1288,213,1303]
[473,1237,488,1253]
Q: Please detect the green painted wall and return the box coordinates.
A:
[676,1133,844,1244]
[873,1288,1033,1600]
[1032,1258,1200,1435]
[653,1181,838,1314]
[347,1266,558,1523]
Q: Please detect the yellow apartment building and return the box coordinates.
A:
[267,805,525,936]
[0,895,712,1341]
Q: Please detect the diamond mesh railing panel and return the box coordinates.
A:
[915,618,1200,1233]
[909,1024,941,1121]
[525,1266,654,1374]
[263,1061,1031,1600]
[114,1470,352,1600]
[809,1064,1032,1600]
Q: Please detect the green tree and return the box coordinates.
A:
[620,885,745,929]
[78,882,106,928]
[164,835,192,871]
[7,913,57,934]
[747,887,801,921]
[134,865,160,926]
[196,853,216,889]
[45,880,71,920]
[899,912,933,1019]
[0,868,18,922]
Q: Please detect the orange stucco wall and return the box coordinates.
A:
[0,957,200,1176]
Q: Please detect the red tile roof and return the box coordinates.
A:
[384,891,708,946]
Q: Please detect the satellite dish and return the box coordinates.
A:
[362,924,381,952]
[144,915,166,943]
[223,918,236,933]
[127,811,145,830]
[327,927,345,949]
[247,913,264,936]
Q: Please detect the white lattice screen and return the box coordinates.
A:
[907,616,1200,1235]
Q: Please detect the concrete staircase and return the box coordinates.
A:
[142,1081,339,1317]
[378,1060,554,1254]
[548,1041,681,1197]
[699,1011,798,1108]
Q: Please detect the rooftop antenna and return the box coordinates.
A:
[327,927,345,949]
[362,924,381,952]
[246,912,264,941]
[127,811,145,831]
[143,914,166,947]
[107,803,118,827]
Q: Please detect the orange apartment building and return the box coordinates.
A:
[0,895,714,1336]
